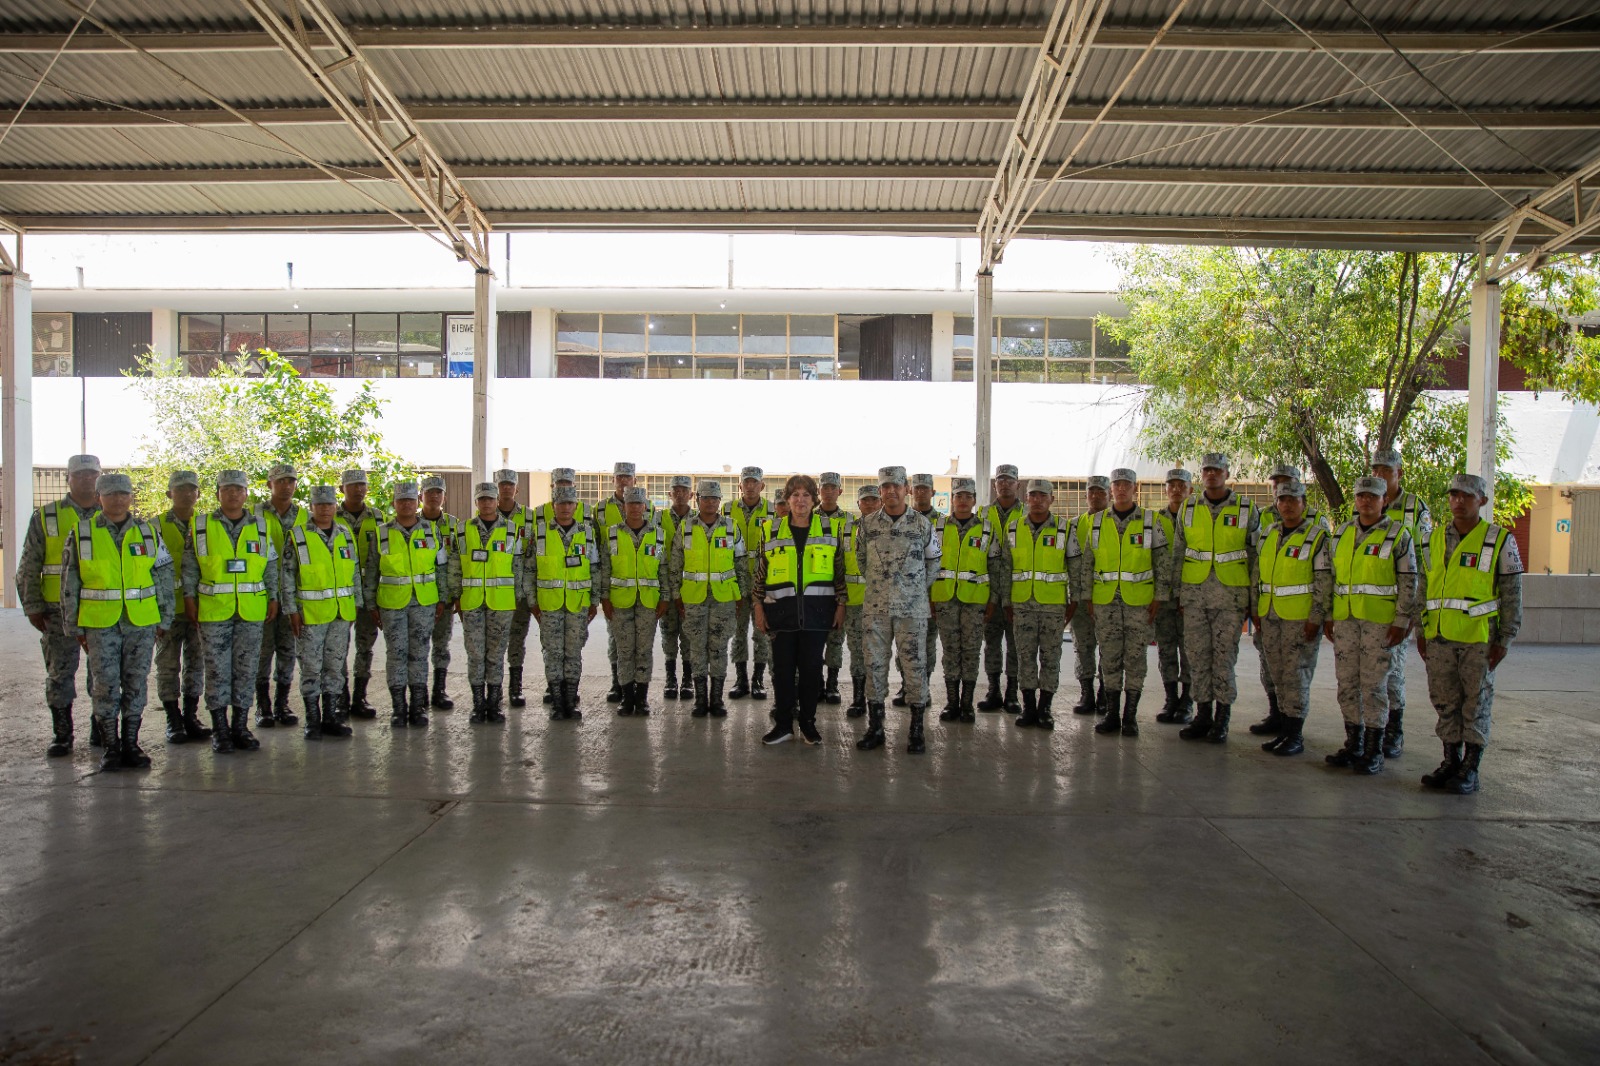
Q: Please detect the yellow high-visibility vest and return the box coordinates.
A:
[677,516,741,605]
[1423,520,1507,644]
[75,518,161,628]
[193,513,271,623]
[1257,523,1325,621]
[1179,495,1253,587]
[1332,519,1404,624]
[458,518,518,612]
[291,524,358,625]
[606,518,664,609]
[375,520,442,610]
[1006,513,1072,605]
[1089,507,1156,606]
[930,514,993,605]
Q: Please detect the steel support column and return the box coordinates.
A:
[2,267,33,609]
[974,272,995,505]
[1466,279,1502,518]
[472,268,496,484]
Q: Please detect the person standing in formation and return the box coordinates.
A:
[255,463,306,729]
[1087,469,1170,738]
[530,485,597,722]
[995,479,1076,731]
[657,474,696,700]
[420,475,462,712]
[665,480,748,718]
[154,470,211,744]
[814,472,851,706]
[451,482,521,724]
[932,478,997,725]
[842,483,879,718]
[367,481,449,729]
[596,486,668,717]
[282,484,359,741]
[978,464,1024,715]
[725,466,771,701]
[1251,479,1332,758]
[1372,447,1433,760]
[492,468,537,708]
[595,462,643,705]
[900,473,943,707]
[1248,462,1325,738]
[1068,475,1110,717]
[336,469,384,721]
[1153,468,1195,725]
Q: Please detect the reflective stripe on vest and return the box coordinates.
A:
[1332,519,1403,624]
[1257,524,1323,621]
[1424,521,1505,643]
[1179,496,1252,587]
[194,514,271,622]
[1008,514,1071,605]
[76,519,161,628]
[1090,508,1155,606]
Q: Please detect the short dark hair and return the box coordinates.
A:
[784,474,820,504]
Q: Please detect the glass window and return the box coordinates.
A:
[311,313,353,353]
[218,313,264,357]
[741,357,789,380]
[399,354,443,378]
[647,314,692,354]
[789,315,836,355]
[996,358,1046,384]
[179,313,220,353]
[1047,318,1092,360]
[265,313,308,354]
[695,314,740,353]
[741,314,787,355]
[999,317,1045,357]
[793,357,834,380]
[302,354,348,378]
[399,313,443,353]
[836,317,861,380]
[354,313,398,352]
[32,313,73,375]
[602,355,646,379]
[354,353,397,378]
[953,316,973,360]
[1048,360,1091,383]
[556,313,599,353]
[557,354,600,378]
[1095,360,1137,384]
[693,355,738,379]
[602,313,646,354]
[648,354,694,379]
[952,357,973,383]
[1095,323,1131,363]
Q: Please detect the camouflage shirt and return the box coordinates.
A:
[857,507,940,619]
[15,496,100,615]
[181,509,281,602]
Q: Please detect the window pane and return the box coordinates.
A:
[695,314,739,353]
[836,318,861,378]
[996,357,1046,384]
[1095,360,1136,384]
[33,313,73,375]
[741,314,787,355]
[647,314,692,354]
[557,353,600,378]
[648,354,693,379]
[217,314,262,357]
[1095,323,1131,362]
[311,313,353,353]
[952,357,973,383]
[953,315,973,359]
[399,313,443,353]
[693,355,738,379]
[354,353,397,378]
[1048,360,1090,383]
[602,355,646,379]
[265,313,308,354]
[602,313,646,353]
[741,357,788,381]
[180,313,221,353]
[794,357,833,380]
[789,314,835,355]
[352,313,397,352]
[303,354,348,378]
[999,317,1045,357]
[556,313,599,353]
[399,354,443,378]
[1047,318,1092,360]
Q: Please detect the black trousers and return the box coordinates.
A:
[771,629,828,730]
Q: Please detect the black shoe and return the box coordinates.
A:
[751,663,768,700]
[1205,703,1231,743]
[408,684,430,727]
[1421,741,1464,789]
[1326,722,1361,767]
[634,682,652,717]
[89,713,105,749]
[548,679,568,721]
[163,700,188,744]
[1445,743,1482,794]
[542,680,554,706]
[729,663,751,700]
[486,685,506,723]
[1071,678,1097,715]
[692,676,710,717]
[663,660,680,700]
[181,695,212,739]
[1158,680,1180,721]
[1095,690,1123,735]
[824,667,842,705]
[562,680,583,721]
[1036,690,1056,730]
[273,681,297,726]
[1096,679,1108,717]
[618,681,635,717]
[1383,705,1404,759]
[857,704,886,751]
[977,674,1004,711]
[892,682,907,708]
[120,719,153,768]
[1014,689,1039,728]
[1179,701,1214,740]
[469,684,487,723]
[321,693,352,737]
[799,719,822,745]
[1249,695,1284,736]
[847,676,866,718]
[906,707,926,754]
[230,707,260,751]
[431,669,454,710]
[1003,677,1021,714]
[1265,715,1304,756]
[390,687,408,728]
[762,724,792,746]
[939,681,962,722]
[1120,691,1141,736]
[256,682,273,727]
[210,709,234,753]
[509,667,527,708]
[708,678,728,718]
[350,677,378,719]
[1352,724,1385,776]
[958,680,977,723]
[47,705,74,757]
[606,665,623,703]
[99,718,122,772]
[303,697,323,740]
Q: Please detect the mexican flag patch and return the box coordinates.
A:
[1362,544,1383,556]
[1222,514,1239,527]
[129,542,147,556]
[1460,552,1480,568]
[1284,546,1303,560]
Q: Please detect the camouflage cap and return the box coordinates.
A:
[420,474,446,492]
[1165,467,1193,485]
[67,454,102,475]
[1449,473,1488,496]
[669,474,692,489]
[473,481,497,500]
[1268,463,1303,482]
[910,473,935,489]
[96,473,133,495]
[819,471,842,488]
[952,477,977,495]
[167,469,199,490]
[551,486,580,504]
[493,468,518,486]
[623,486,649,504]
[1086,475,1111,491]
[267,462,297,483]
[340,468,368,487]
[772,488,788,504]
[1110,467,1138,484]
[857,484,881,500]
[550,467,576,484]
[1371,447,1403,468]
[740,466,764,482]
[310,485,339,505]
[878,465,907,485]
[697,479,723,499]
[994,463,1019,480]
[1353,476,1388,497]
[1026,478,1055,494]
[1275,478,1307,499]
[217,469,249,489]
[392,481,421,501]
[613,461,636,477]
[1200,452,1230,471]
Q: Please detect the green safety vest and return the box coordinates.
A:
[1089,508,1156,606]
[678,516,742,605]
[724,498,770,556]
[760,514,837,629]
[1423,521,1507,644]
[337,505,385,569]
[39,499,98,604]
[1180,495,1253,587]
[1332,519,1404,624]
[291,523,358,625]
[931,514,993,605]
[1006,513,1072,605]
[836,512,866,608]
[1257,522,1325,621]
[375,520,442,610]
[158,510,190,574]
[193,513,271,623]
[457,518,518,612]
[533,519,592,613]
[606,518,664,609]
[75,518,161,629]
[256,502,309,561]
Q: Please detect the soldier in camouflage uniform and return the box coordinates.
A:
[365,481,449,728]
[933,478,998,724]
[1324,476,1419,776]
[61,473,176,771]
[255,463,305,729]
[1416,474,1523,796]
[594,461,643,704]
[895,472,942,707]
[18,453,103,757]
[153,469,211,744]
[529,485,597,722]
[1372,446,1433,759]
[449,482,521,723]
[336,469,385,720]
[1085,470,1171,737]
[420,474,462,711]
[597,486,668,716]
[183,470,280,754]
[1067,475,1110,716]
[978,464,1024,714]
[725,466,772,701]
[842,484,879,718]
[815,472,851,704]
[657,474,696,699]
[665,480,748,717]
[1251,479,1333,757]
[1247,463,1331,738]
[995,479,1077,730]
[282,484,359,741]
[1153,469,1195,724]
[855,466,941,755]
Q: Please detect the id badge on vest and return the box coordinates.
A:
[226,558,248,574]
[565,554,583,568]
[472,549,489,563]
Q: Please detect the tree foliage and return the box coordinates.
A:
[1500,253,1600,404]
[123,349,417,517]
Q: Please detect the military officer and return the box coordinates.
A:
[365,481,448,728]
[17,453,102,757]
[1416,473,1522,796]
[816,471,851,704]
[657,474,696,699]
[282,484,360,740]
[450,482,521,723]
[492,467,537,708]
[855,466,941,754]
[1372,446,1433,760]
[978,463,1025,714]
[336,469,385,720]
[154,469,211,744]
[897,473,942,707]
[724,466,772,700]
[255,462,306,728]
[1174,453,1259,744]
[1086,469,1170,737]
[841,484,879,718]
[932,478,998,724]
[664,480,748,718]
[1248,462,1330,738]
[1068,475,1110,715]
[595,461,644,704]
[597,486,668,716]
[1251,478,1333,757]
[529,485,597,722]
[421,474,462,711]
[184,469,279,754]
[995,479,1076,730]
[1153,468,1195,725]
[61,472,176,771]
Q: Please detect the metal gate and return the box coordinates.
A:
[1570,489,1600,575]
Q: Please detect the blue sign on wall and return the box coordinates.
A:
[1557,518,1571,533]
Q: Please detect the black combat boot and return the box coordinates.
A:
[303,697,322,740]
[1266,716,1304,756]
[906,706,926,754]
[1383,704,1405,759]
[1003,676,1022,714]
[634,682,652,717]
[751,663,768,700]
[1121,691,1141,736]
[408,683,430,727]
[892,682,907,708]
[562,679,583,721]
[1421,741,1463,789]
[209,709,234,753]
[729,662,751,699]
[1158,681,1194,723]
[47,706,74,757]
[256,681,273,727]
[542,680,554,705]
[508,667,526,708]
[99,717,122,772]
[1205,703,1231,743]
[618,681,635,717]
[1352,725,1385,776]
[163,701,188,744]
[120,718,152,768]
[230,707,260,751]
[486,684,505,723]
[390,687,408,727]
[321,693,352,737]
[856,704,886,750]
[350,677,378,719]
[1179,701,1214,740]
[547,679,566,721]
[1071,678,1097,715]
[182,695,211,739]
[606,664,623,703]
[692,676,710,718]
[1249,692,1284,736]
[1095,690,1123,735]
[1326,723,1361,767]
[977,673,1004,711]
[1015,689,1039,728]
[958,680,977,723]
[847,676,866,718]
[1096,679,1108,717]
[273,681,297,726]
[431,669,454,710]
[469,684,487,723]
[1036,690,1056,731]
[1160,681,1180,720]
[939,682,962,722]
[1445,743,1482,794]
[824,667,842,705]
[708,677,728,717]
[89,714,105,749]
[663,660,680,700]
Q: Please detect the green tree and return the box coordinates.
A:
[123,349,418,518]
[1501,253,1600,403]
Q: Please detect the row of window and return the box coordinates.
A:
[557,313,837,356]
[953,317,1136,385]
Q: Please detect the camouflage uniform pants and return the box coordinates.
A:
[154,614,203,703]
[846,604,866,678]
[934,600,985,683]
[381,604,436,689]
[1070,609,1099,683]
[1260,616,1319,719]
[660,599,690,667]
[1096,600,1152,693]
[924,621,938,682]
[431,606,454,672]
[1387,631,1412,714]
[351,609,380,681]
[1012,602,1067,693]
[202,618,265,710]
[506,605,532,671]
[1252,622,1276,699]
[1424,638,1495,748]
[85,621,157,726]
[1153,600,1189,686]
[865,614,928,707]
[1181,605,1246,705]
[538,607,590,685]
[1332,619,1395,729]
[256,610,296,687]
[297,620,351,701]
[732,597,772,667]
[461,607,513,686]
[982,609,1018,679]
[613,604,659,685]
[824,617,845,670]
[681,600,736,679]
[38,606,82,708]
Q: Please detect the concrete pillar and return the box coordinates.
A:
[528,307,555,378]
[2,270,33,608]
[472,268,497,483]
[149,307,178,361]
[1467,279,1501,518]
[974,272,994,505]
[931,310,954,382]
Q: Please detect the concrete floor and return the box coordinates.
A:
[1,611,1597,1066]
